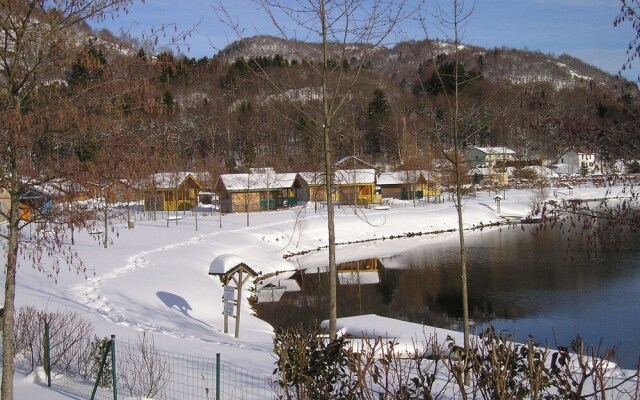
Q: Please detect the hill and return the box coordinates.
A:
[215,35,624,91]
[15,20,640,175]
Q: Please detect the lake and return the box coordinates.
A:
[255,223,640,369]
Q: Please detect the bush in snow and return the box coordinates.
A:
[14,306,95,376]
[118,332,169,399]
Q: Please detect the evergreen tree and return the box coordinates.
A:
[427,61,481,95]
[68,45,107,86]
[366,89,391,157]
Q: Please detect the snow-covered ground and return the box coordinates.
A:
[2,184,636,398]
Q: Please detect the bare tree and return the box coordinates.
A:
[119,332,170,399]
[417,0,478,384]
[0,2,191,397]
[0,2,134,397]
[218,0,414,339]
[615,0,640,81]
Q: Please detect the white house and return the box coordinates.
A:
[464,146,516,167]
[555,148,596,176]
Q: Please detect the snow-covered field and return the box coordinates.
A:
[2,184,635,398]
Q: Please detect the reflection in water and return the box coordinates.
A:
[255,225,640,368]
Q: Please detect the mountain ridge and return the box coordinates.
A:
[214,35,625,91]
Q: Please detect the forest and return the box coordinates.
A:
[22,30,640,182]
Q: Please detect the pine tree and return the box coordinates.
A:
[366,89,391,157]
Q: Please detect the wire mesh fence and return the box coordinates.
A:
[8,331,276,400]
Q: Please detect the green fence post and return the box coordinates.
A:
[110,335,117,400]
[44,321,51,387]
[90,338,112,400]
[216,353,221,400]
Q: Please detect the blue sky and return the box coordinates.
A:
[94,0,639,80]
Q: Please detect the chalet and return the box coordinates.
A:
[298,171,334,203]
[142,172,202,212]
[301,169,381,206]
[16,179,92,221]
[465,146,516,167]
[376,170,440,200]
[19,186,55,221]
[215,171,307,213]
[555,147,596,176]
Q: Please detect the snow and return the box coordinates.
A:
[1,183,637,398]
[321,314,465,357]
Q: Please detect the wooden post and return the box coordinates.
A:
[209,258,258,340]
[232,270,254,339]
[234,270,243,339]
[223,278,229,335]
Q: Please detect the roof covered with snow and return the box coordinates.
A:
[524,165,559,179]
[472,146,516,155]
[377,171,433,186]
[218,172,299,192]
[300,169,376,185]
[209,254,258,277]
[145,172,200,189]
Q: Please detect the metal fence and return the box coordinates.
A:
[13,333,276,400]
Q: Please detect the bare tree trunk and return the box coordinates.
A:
[320,0,338,339]
[451,0,470,384]
[2,187,19,400]
[103,196,109,249]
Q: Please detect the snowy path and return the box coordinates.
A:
[66,213,318,353]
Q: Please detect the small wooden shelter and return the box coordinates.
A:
[142,172,202,212]
[18,185,57,221]
[300,169,381,206]
[215,170,306,213]
[377,171,440,200]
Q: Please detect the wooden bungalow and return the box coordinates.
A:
[19,186,55,221]
[377,171,440,200]
[215,171,307,213]
[18,179,86,221]
[142,172,202,212]
[300,169,381,206]
[334,169,380,205]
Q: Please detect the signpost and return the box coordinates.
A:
[222,286,235,334]
[209,255,258,339]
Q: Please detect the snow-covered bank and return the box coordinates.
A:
[2,184,637,397]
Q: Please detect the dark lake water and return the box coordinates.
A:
[255,224,640,369]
